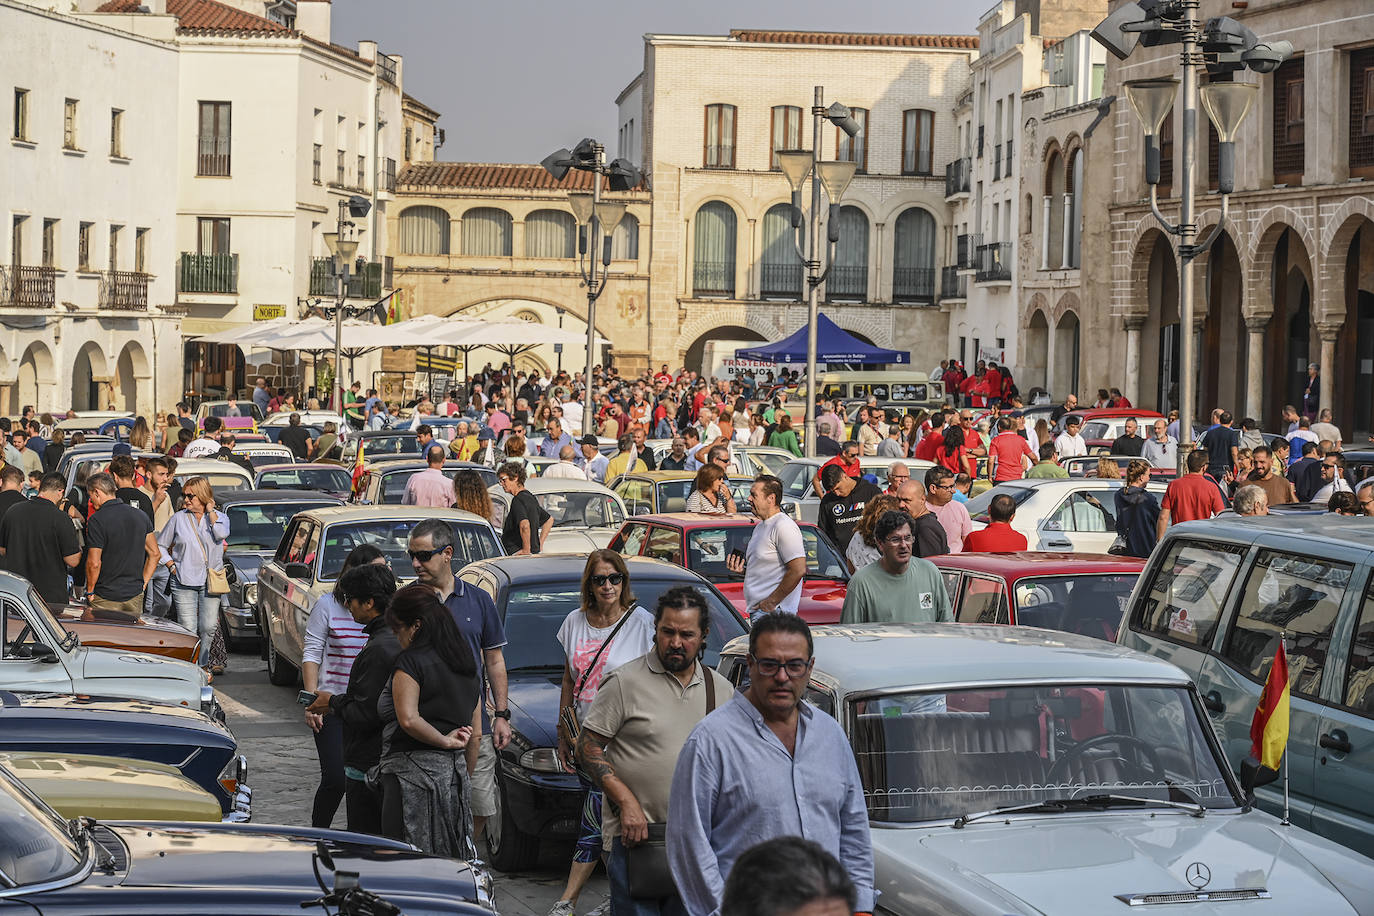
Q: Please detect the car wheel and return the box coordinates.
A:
[265,628,298,687]
[485,770,538,872]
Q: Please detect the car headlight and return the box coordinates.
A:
[218,754,247,796]
[518,748,564,773]
[244,582,257,605]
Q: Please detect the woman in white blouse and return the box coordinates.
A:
[155,476,229,674]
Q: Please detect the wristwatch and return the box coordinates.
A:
[492,708,512,720]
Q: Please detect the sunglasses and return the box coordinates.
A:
[590,573,625,587]
[407,547,450,562]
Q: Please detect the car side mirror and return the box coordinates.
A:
[285,562,313,580]
[1238,755,1278,799]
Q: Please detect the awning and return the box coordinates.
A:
[734,314,909,365]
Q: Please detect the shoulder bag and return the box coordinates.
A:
[190,512,230,596]
[626,663,717,900]
[558,607,636,745]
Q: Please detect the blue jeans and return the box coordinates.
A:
[607,836,686,916]
[144,563,172,618]
[171,579,219,664]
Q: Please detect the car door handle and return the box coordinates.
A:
[1320,730,1352,755]
[1045,538,1073,549]
[1202,690,1224,715]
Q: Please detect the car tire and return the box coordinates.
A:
[265,629,298,687]
[485,771,538,872]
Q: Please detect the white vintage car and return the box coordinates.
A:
[488,477,627,553]
[717,624,1374,915]
[0,572,215,717]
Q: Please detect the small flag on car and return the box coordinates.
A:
[351,439,366,497]
[1248,639,1290,773]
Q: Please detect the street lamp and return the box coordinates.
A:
[1094,2,1287,472]
[777,86,861,458]
[540,140,641,437]
[321,194,371,411]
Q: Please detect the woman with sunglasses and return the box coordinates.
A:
[301,543,386,828]
[549,549,655,916]
[685,463,737,515]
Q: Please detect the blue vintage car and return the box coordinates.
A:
[0,690,249,821]
[0,760,496,914]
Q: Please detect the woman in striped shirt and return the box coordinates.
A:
[303,543,387,828]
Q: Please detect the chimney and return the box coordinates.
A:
[295,0,331,43]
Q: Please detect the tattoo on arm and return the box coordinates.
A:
[576,730,615,789]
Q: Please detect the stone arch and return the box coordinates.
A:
[673,307,777,357]
[71,340,110,412]
[1040,136,1062,163]
[1321,196,1374,261]
[15,341,54,416]
[1049,307,1081,397]
[1122,218,1175,320]
[1022,299,1050,391]
[828,312,891,348]
[1319,200,1374,324]
[680,323,767,374]
[1049,290,1080,327]
[1247,205,1317,317]
[114,340,152,414]
[1061,134,1083,183]
[1022,292,1050,329]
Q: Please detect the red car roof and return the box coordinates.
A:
[931,551,1145,578]
[1064,409,1163,422]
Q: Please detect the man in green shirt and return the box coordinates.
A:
[343,380,364,430]
[1026,442,1069,479]
[840,510,952,624]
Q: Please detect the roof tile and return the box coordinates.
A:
[96,0,288,35]
[398,162,643,192]
[729,29,978,50]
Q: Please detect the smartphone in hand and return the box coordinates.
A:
[297,690,318,706]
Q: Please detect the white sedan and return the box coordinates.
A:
[488,477,628,553]
[964,477,1170,553]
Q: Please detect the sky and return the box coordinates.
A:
[331,0,980,164]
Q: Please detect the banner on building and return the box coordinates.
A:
[253,304,287,321]
[715,358,777,379]
[978,345,1006,366]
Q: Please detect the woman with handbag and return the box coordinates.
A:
[550,549,656,916]
[155,475,230,676]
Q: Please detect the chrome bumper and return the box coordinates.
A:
[222,755,252,823]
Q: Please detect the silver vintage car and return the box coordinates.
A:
[717,624,1374,915]
[488,477,627,553]
[256,506,504,686]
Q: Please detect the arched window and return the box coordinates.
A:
[610,213,639,261]
[524,209,575,259]
[461,207,512,256]
[827,206,868,301]
[892,207,935,303]
[1068,149,1084,269]
[760,203,801,298]
[693,201,736,298]
[397,205,450,255]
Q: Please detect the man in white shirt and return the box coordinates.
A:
[726,476,805,619]
[1054,416,1088,460]
[183,416,223,458]
[581,435,609,483]
[1310,408,1342,446]
[544,445,586,480]
[560,392,585,435]
[1142,418,1178,469]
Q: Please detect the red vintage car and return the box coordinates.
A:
[1052,408,1164,451]
[932,551,1146,642]
[607,513,849,623]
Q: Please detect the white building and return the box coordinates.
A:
[1,0,182,414]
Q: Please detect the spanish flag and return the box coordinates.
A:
[1249,640,1291,772]
[351,438,366,497]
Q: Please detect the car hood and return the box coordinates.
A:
[226,550,269,580]
[505,670,563,747]
[877,811,1374,916]
[80,646,202,684]
[714,580,846,624]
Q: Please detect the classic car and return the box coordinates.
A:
[260,409,349,436]
[193,399,265,431]
[229,441,295,469]
[1059,454,1176,479]
[716,624,1374,916]
[932,551,1145,641]
[354,459,497,506]
[254,463,353,497]
[1050,407,1164,439]
[489,477,627,553]
[0,689,248,820]
[16,606,201,664]
[1121,514,1374,857]
[776,457,936,523]
[608,513,849,623]
[53,411,133,435]
[609,470,754,516]
[456,554,748,871]
[339,430,420,462]
[168,457,255,493]
[646,441,796,479]
[964,477,1171,554]
[0,759,498,914]
[218,489,344,652]
[256,506,504,685]
[0,573,216,716]
[0,751,223,822]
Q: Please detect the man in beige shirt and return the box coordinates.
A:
[578,585,732,916]
[1245,445,1296,506]
[139,455,178,617]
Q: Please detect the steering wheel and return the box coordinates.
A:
[1047,732,1165,786]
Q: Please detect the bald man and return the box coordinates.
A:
[895,480,948,558]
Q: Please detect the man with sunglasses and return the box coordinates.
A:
[841,510,952,624]
[406,518,510,846]
[667,613,874,916]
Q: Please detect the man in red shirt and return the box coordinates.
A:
[914,413,949,462]
[1157,448,1225,538]
[963,493,1029,552]
[984,364,1002,403]
[986,416,1035,481]
[813,440,862,495]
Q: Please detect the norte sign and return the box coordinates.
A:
[253,304,287,321]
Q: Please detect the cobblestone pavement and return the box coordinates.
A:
[214,654,609,916]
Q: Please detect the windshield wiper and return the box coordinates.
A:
[68,817,117,873]
[952,793,1205,829]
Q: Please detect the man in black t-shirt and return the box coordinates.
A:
[84,472,158,619]
[278,413,312,461]
[1110,418,1147,458]
[1201,411,1239,481]
[0,473,81,606]
[497,462,551,555]
[0,465,27,568]
[109,455,154,525]
[817,464,882,553]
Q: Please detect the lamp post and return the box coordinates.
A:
[320,195,371,412]
[776,86,861,459]
[1094,1,1288,472]
[555,307,565,373]
[541,140,641,438]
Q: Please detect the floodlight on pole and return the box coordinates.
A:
[826,101,862,138]
[816,161,857,204]
[1199,80,1256,193]
[540,148,573,180]
[1124,77,1178,185]
[568,192,594,225]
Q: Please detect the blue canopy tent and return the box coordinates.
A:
[734,314,910,365]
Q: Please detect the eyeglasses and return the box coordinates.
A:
[883,534,915,546]
[752,656,810,678]
[889,473,910,481]
[407,547,450,562]
[590,573,625,587]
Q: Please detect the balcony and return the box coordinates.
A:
[939,265,967,301]
[692,260,735,298]
[944,157,970,198]
[975,241,1013,283]
[99,270,149,310]
[956,233,978,270]
[825,265,867,302]
[178,252,238,294]
[378,53,398,86]
[0,265,55,309]
[310,258,384,299]
[760,262,803,300]
[892,267,934,304]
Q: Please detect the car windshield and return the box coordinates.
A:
[500,578,745,672]
[379,466,498,504]
[538,492,625,529]
[851,683,1236,823]
[686,526,847,581]
[318,519,502,581]
[352,435,418,457]
[257,467,351,493]
[226,501,336,549]
[4,589,76,656]
[207,403,265,421]
[1081,422,1111,440]
[965,485,1037,524]
[777,462,815,499]
[655,480,751,513]
[0,764,86,887]
[1012,574,1140,641]
[745,450,791,476]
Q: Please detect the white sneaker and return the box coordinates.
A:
[546,901,576,916]
[586,903,611,916]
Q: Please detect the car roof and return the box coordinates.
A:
[1169,514,1374,549]
[722,623,1190,694]
[464,553,708,585]
[624,512,821,531]
[522,477,616,494]
[256,463,348,473]
[932,551,1146,576]
[1064,409,1163,421]
[291,505,490,525]
[367,460,491,472]
[218,489,345,505]
[356,430,415,438]
[171,458,253,475]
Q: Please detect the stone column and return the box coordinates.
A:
[1123,316,1144,408]
[1040,196,1051,269]
[1244,314,1269,422]
[1060,193,1073,269]
[1318,322,1342,415]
